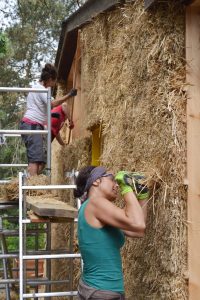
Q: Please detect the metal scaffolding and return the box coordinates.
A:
[0,86,52,174]
[0,178,80,299]
[0,86,81,299]
[18,172,80,299]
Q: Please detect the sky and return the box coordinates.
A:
[0,0,16,30]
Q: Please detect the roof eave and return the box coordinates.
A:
[144,0,193,9]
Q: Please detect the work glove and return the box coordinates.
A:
[115,171,133,196]
[69,88,77,97]
[115,171,149,200]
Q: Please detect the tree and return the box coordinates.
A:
[0,0,86,179]
[2,0,85,81]
[0,32,12,59]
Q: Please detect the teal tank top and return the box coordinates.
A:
[78,199,125,293]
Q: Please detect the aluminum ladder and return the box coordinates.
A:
[18,172,81,299]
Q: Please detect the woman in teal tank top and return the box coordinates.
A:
[74,166,148,300]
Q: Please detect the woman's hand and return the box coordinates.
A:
[68,120,74,129]
[69,88,77,97]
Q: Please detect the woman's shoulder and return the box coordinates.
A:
[89,196,110,209]
[30,82,45,89]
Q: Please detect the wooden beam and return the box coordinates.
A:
[144,0,192,9]
[186,5,200,299]
[56,29,78,81]
[180,0,195,5]
[63,0,124,33]
[190,0,200,6]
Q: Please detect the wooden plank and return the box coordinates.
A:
[186,5,200,299]
[28,211,75,223]
[70,31,88,140]
[27,196,78,219]
[27,211,50,223]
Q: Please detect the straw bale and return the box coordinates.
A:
[79,0,187,299]
[0,290,19,300]
[0,178,19,201]
[0,175,50,201]
[62,136,92,172]
[26,174,50,196]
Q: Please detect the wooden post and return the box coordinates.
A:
[186,3,200,299]
[67,50,78,144]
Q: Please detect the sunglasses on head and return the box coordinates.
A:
[101,173,115,180]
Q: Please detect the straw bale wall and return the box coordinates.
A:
[52,0,187,299]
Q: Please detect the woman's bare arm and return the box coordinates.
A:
[91,192,146,233]
[123,199,148,237]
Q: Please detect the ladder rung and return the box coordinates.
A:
[0,278,70,286]
[23,253,81,260]
[0,87,48,93]
[4,134,21,137]
[0,278,18,284]
[26,249,72,255]
[1,229,47,236]
[0,204,18,209]
[0,164,28,167]
[23,291,78,298]
[27,278,70,286]
[22,184,76,190]
[0,130,48,135]
[0,249,74,258]
[22,219,31,224]
[0,254,18,259]
[0,180,12,183]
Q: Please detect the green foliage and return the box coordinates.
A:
[0,0,86,179]
[3,0,86,80]
[0,32,12,59]
[2,209,46,253]
[0,92,27,178]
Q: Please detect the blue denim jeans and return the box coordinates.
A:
[20,121,46,163]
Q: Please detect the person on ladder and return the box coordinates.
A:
[19,63,77,176]
[74,166,149,300]
[51,99,76,146]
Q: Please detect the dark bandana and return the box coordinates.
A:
[84,166,106,193]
